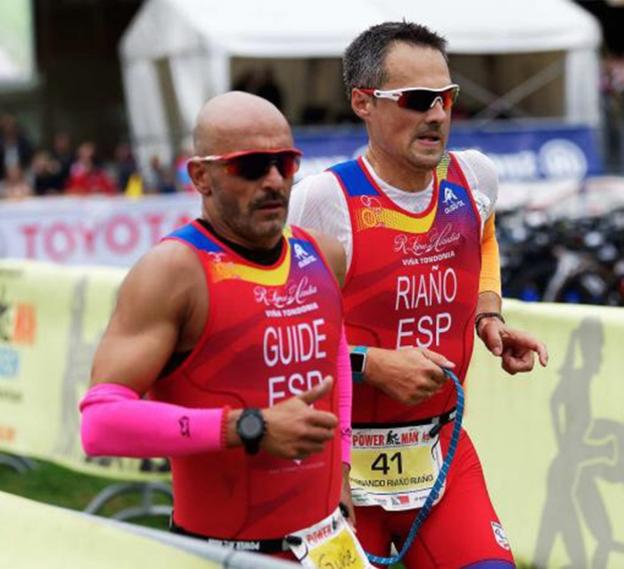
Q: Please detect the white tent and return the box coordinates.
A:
[119,0,602,168]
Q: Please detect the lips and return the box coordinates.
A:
[417,132,441,143]
[254,198,287,211]
[415,134,442,148]
[258,202,284,210]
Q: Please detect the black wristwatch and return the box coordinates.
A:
[236,408,266,455]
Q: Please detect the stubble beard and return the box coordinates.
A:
[221,199,286,246]
[408,139,446,172]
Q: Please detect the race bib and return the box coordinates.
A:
[350,424,445,511]
[287,508,372,569]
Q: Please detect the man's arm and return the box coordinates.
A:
[81,241,339,460]
[305,233,351,466]
[309,230,356,523]
[476,291,548,374]
[479,213,501,297]
[476,214,548,373]
[89,240,192,394]
[81,240,227,457]
[460,150,549,374]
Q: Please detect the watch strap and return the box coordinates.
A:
[475,312,505,336]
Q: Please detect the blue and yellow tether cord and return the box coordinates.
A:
[365,368,465,566]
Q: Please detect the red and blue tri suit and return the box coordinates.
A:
[151,221,343,542]
[329,154,515,569]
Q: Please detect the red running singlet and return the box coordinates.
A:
[152,221,344,540]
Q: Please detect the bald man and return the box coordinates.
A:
[79,92,362,564]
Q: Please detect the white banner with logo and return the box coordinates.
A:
[0,194,201,267]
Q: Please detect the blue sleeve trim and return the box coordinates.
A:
[166,224,223,253]
[329,160,377,197]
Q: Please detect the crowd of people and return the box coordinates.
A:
[0,114,194,200]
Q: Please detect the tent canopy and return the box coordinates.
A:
[120,0,602,168]
[121,0,600,59]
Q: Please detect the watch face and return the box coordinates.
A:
[350,352,366,373]
[239,412,264,439]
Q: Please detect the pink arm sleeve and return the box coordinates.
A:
[79,383,227,457]
[337,327,352,465]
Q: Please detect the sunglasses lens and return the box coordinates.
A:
[398,91,435,112]
[272,153,300,178]
[399,87,459,112]
[226,154,270,180]
[226,152,300,181]
[443,87,459,108]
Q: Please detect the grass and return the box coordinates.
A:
[0,455,170,530]
[0,455,537,568]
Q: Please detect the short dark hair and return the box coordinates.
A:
[343,21,448,97]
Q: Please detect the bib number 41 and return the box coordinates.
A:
[371,452,403,475]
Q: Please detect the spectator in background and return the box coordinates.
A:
[66,142,117,195]
[0,114,33,182]
[114,142,138,192]
[32,150,64,196]
[51,132,74,189]
[0,165,32,200]
[145,154,177,194]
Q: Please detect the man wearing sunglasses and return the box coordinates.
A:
[80,92,362,564]
[289,21,548,569]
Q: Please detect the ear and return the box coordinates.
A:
[351,88,374,121]
[187,158,212,196]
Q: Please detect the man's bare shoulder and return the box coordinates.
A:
[131,239,199,281]
[91,239,203,391]
[118,239,202,314]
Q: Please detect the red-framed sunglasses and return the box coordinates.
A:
[196,148,302,181]
[359,84,460,112]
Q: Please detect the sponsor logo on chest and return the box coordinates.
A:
[254,277,318,309]
[293,243,317,268]
[442,186,466,215]
[393,222,461,266]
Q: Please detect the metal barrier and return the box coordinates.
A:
[84,481,173,521]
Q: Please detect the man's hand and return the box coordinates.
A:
[364,347,454,405]
[478,318,548,374]
[261,377,338,459]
